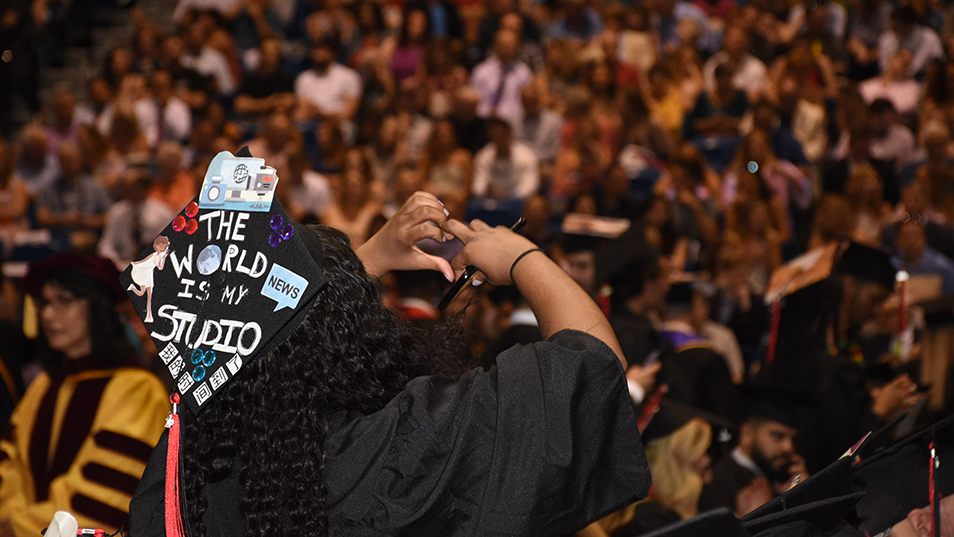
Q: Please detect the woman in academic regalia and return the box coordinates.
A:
[130,192,650,536]
[0,253,169,536]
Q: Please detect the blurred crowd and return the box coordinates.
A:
[3,0,954,534]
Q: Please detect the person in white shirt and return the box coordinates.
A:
[98,167,175,269]
[294,36,363,121]
[703,26,767,103]
[181,19,238,96]
[469,29,534,121]
[472,118,539,200]
[878,6,944,78]
[149,70,192,143]
[859,50,922,116]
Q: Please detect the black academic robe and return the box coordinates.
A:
[697,454,759,514]
[130,330,651,536]
[609,310,672,367]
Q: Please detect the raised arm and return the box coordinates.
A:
[443,218,626,368]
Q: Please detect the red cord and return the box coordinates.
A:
[165,394,185,537]
[766,300,781,364]
[930,441,937,537]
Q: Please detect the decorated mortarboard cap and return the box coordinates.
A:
[121,148,328,413]
[741,457,855,525]
[23,252,126,304]
[639,508,750,537]
[836,242,896,289]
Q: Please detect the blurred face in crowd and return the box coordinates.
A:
[648,66,670,97]
[499,12,523,37]
[902,181,928,214]
[563,250,596,295]
[520,84,541,116]
[311,43,335,71]
[342,168,369,205]
[57,143,83,180]
[88,77,113,106]
[405,10,428,42]
[162,35,185,63]
[51,90,76,129]
[723,26,749,58]
[20,126,48,166]
[394,167,423,203]
[742,419,798,482]
[40,282,92,359]
[745,130,772,164]
[523,194,549,230]
[488,121,512,151]
[646,197,670,229]
[110,48,133,79]
[263,113,291,151]
[260,38,283,72]
[590,62,614,94]
[122,168,152,204]
[897,221,927,263]
[494,29,520,63]
[150,70,173,102]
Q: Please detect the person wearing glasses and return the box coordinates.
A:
[0,253,169,537]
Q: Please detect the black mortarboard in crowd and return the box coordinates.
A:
[836,243,896,289]
[640,397,737,445]
[561,233,601,255]
[743,492,866,537]
[594,223,660,293]
[640,508,750,537]
[741,457,857,528]
[852,416,954,535]
[121,148,328,414]
[740,384,811,430]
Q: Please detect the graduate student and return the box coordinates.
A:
[128,149,650,536]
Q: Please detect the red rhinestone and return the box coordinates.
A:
[185,201,199,218]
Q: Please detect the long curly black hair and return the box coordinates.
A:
[180,225,470,537]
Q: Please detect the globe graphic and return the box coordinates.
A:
[197,245,223,275]
[232,163,249,184]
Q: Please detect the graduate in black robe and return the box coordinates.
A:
[125,173,650,537]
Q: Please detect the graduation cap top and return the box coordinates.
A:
[594,223,660,290]
[640,398,737,444]
[740,384,812,430]
[640,508,750,537]
[121,148,328,414]
[741,457,855,525]
[836,242,896,289]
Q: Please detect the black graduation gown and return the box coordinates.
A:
[130,330,651,536]
[697,455,759,513]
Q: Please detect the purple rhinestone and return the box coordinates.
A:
[281,223,295,240]
[270,214,283,230]
[269,231,282,247]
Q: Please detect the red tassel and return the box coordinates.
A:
[930,440,938,537]
[165,393,185,537]
[766,299,781,364]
